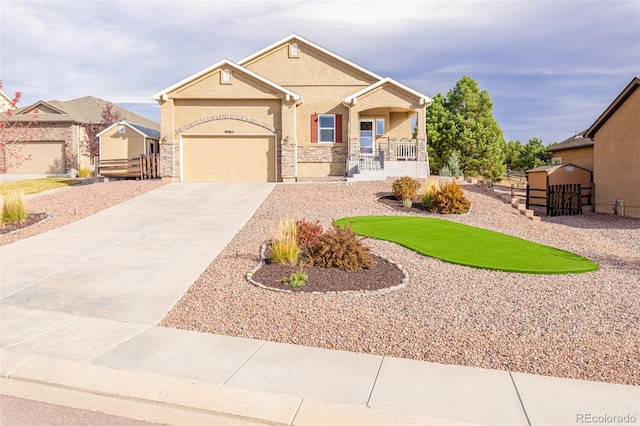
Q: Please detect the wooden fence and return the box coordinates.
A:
[526,183,593,216]
[99,154,159,180]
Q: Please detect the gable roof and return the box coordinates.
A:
[238,34,383,82]
[152,59,302,102]
[546,130,594,152]
[97,119,161,139]
[0,90,15,108]
[527,162,593,173]
[585,76,640,139]
[343,77,431,106]
[7,96,159,130]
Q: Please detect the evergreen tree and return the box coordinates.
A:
[425,76,506,180]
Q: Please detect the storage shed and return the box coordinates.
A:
[98,120,160,178]
[526,163,594,215]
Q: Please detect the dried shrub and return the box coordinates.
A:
[392,176,421,201]
[429,180,471,214]
[296,219,324,256]
[270,219,300,264]
[1,190,28,223]
[420,178,441,207]
[311,224,373,272]
[78,167,94,178]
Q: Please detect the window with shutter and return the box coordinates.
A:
[311,114,342,143]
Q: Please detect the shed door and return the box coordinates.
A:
[7,141,65,174]
[182,136,275,182]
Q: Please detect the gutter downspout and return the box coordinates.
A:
[76,123,81,171]
[293,101,298,181]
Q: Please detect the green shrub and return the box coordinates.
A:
[270,219,300,264]
[296,219,324,257]
[439,152,463,177]
[392,176,421,201]
[279,271,308,287]
[429,180,471,214]
[311,224,373,272]
[420,178,440,207]
[78,167,94,178]
[1,190,28,223]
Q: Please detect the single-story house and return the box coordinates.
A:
[546,130,594,170]
[585,76,640,217]
[153,34,432,182]
[1,96,159,174]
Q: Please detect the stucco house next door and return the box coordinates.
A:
[181,136,275,182]
[153,34,431,182]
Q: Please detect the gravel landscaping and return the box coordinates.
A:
[3,177,638,385]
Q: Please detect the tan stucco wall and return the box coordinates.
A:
[100,125,145,160]
[172,69,283,100]
[550,147,594,170]
[593,88,640,217]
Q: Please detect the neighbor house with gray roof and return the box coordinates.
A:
[546,130,594,170]
[1,96,159,174]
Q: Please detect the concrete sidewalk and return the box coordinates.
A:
[1,183,638,425]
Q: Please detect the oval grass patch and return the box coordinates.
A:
[334,216,598,274]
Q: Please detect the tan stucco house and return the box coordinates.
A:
[546,130,594,170]
[585,76,640,217]
[153,34,432,182]
[1,96,159,174]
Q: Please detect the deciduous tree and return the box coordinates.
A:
[83,103,122,159]
[0,80,38,173]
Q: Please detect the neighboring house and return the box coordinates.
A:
[0,90,17,112]
[153,34,432,182]
[545,130,594,170]
[585,76,640,217]
[1,96,159,174]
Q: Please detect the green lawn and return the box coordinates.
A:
[334,216,598,274]
[0,178,82,195]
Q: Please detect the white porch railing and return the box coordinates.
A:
[396,141,417,160]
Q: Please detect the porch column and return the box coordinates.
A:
[416,107,427,163]
[348,105,360,160]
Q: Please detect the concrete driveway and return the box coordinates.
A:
[0,182,275,325]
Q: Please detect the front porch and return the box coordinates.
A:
[346,138,430,181]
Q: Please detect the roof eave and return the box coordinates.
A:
[343,77,432,106]
[585,76,640,139]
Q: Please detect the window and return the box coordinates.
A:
[318,114,335,142]
[221,68,231,83]
[552,157,562,165]
[118,126,125,134]
[311,114,342,143]
[289,42,299,57]
[376,118,385,135]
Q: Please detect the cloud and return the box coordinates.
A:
[1,0,638,144]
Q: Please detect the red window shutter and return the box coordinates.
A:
[311,114,318,143]
[335,114,342,143]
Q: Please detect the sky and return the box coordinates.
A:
[1,0,638,144]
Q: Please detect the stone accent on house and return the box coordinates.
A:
[160,142,180,181]
[297,145,348,163]
[280,141,296,180]
[416,138,427,161]
[348,137,360,160]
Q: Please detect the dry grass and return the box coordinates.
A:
[0,178,81,195]
[269,219,300,264]
[1,190,28,223]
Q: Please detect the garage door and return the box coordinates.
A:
[7,141,66,174]
[182,136,275,182]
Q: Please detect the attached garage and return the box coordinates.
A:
[7,141,66,174]
[181,135,275,182]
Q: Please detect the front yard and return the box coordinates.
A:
[160,178,640,386]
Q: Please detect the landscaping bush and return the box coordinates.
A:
[311,224,373,272]
[439,152,463,177]
[420,178,441,207]
[296,219,324,257]
[78,167,94,178]
[392,176,421,201]
[1,190,28,223]
[270,219,300,264]
[429,180,471,214]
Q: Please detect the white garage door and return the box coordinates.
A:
[182,136,275,182]
[7,141,66,174]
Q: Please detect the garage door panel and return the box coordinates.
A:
[182,136,274,182]
[7,141,65,174]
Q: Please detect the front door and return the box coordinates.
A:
[359,120,374,156]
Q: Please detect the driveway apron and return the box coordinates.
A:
[0,183,275,325]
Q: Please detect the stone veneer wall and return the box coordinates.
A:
[298,145,348,163]
[160,142,180,180]
[280,142,296,180]
[5,123,81,172]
